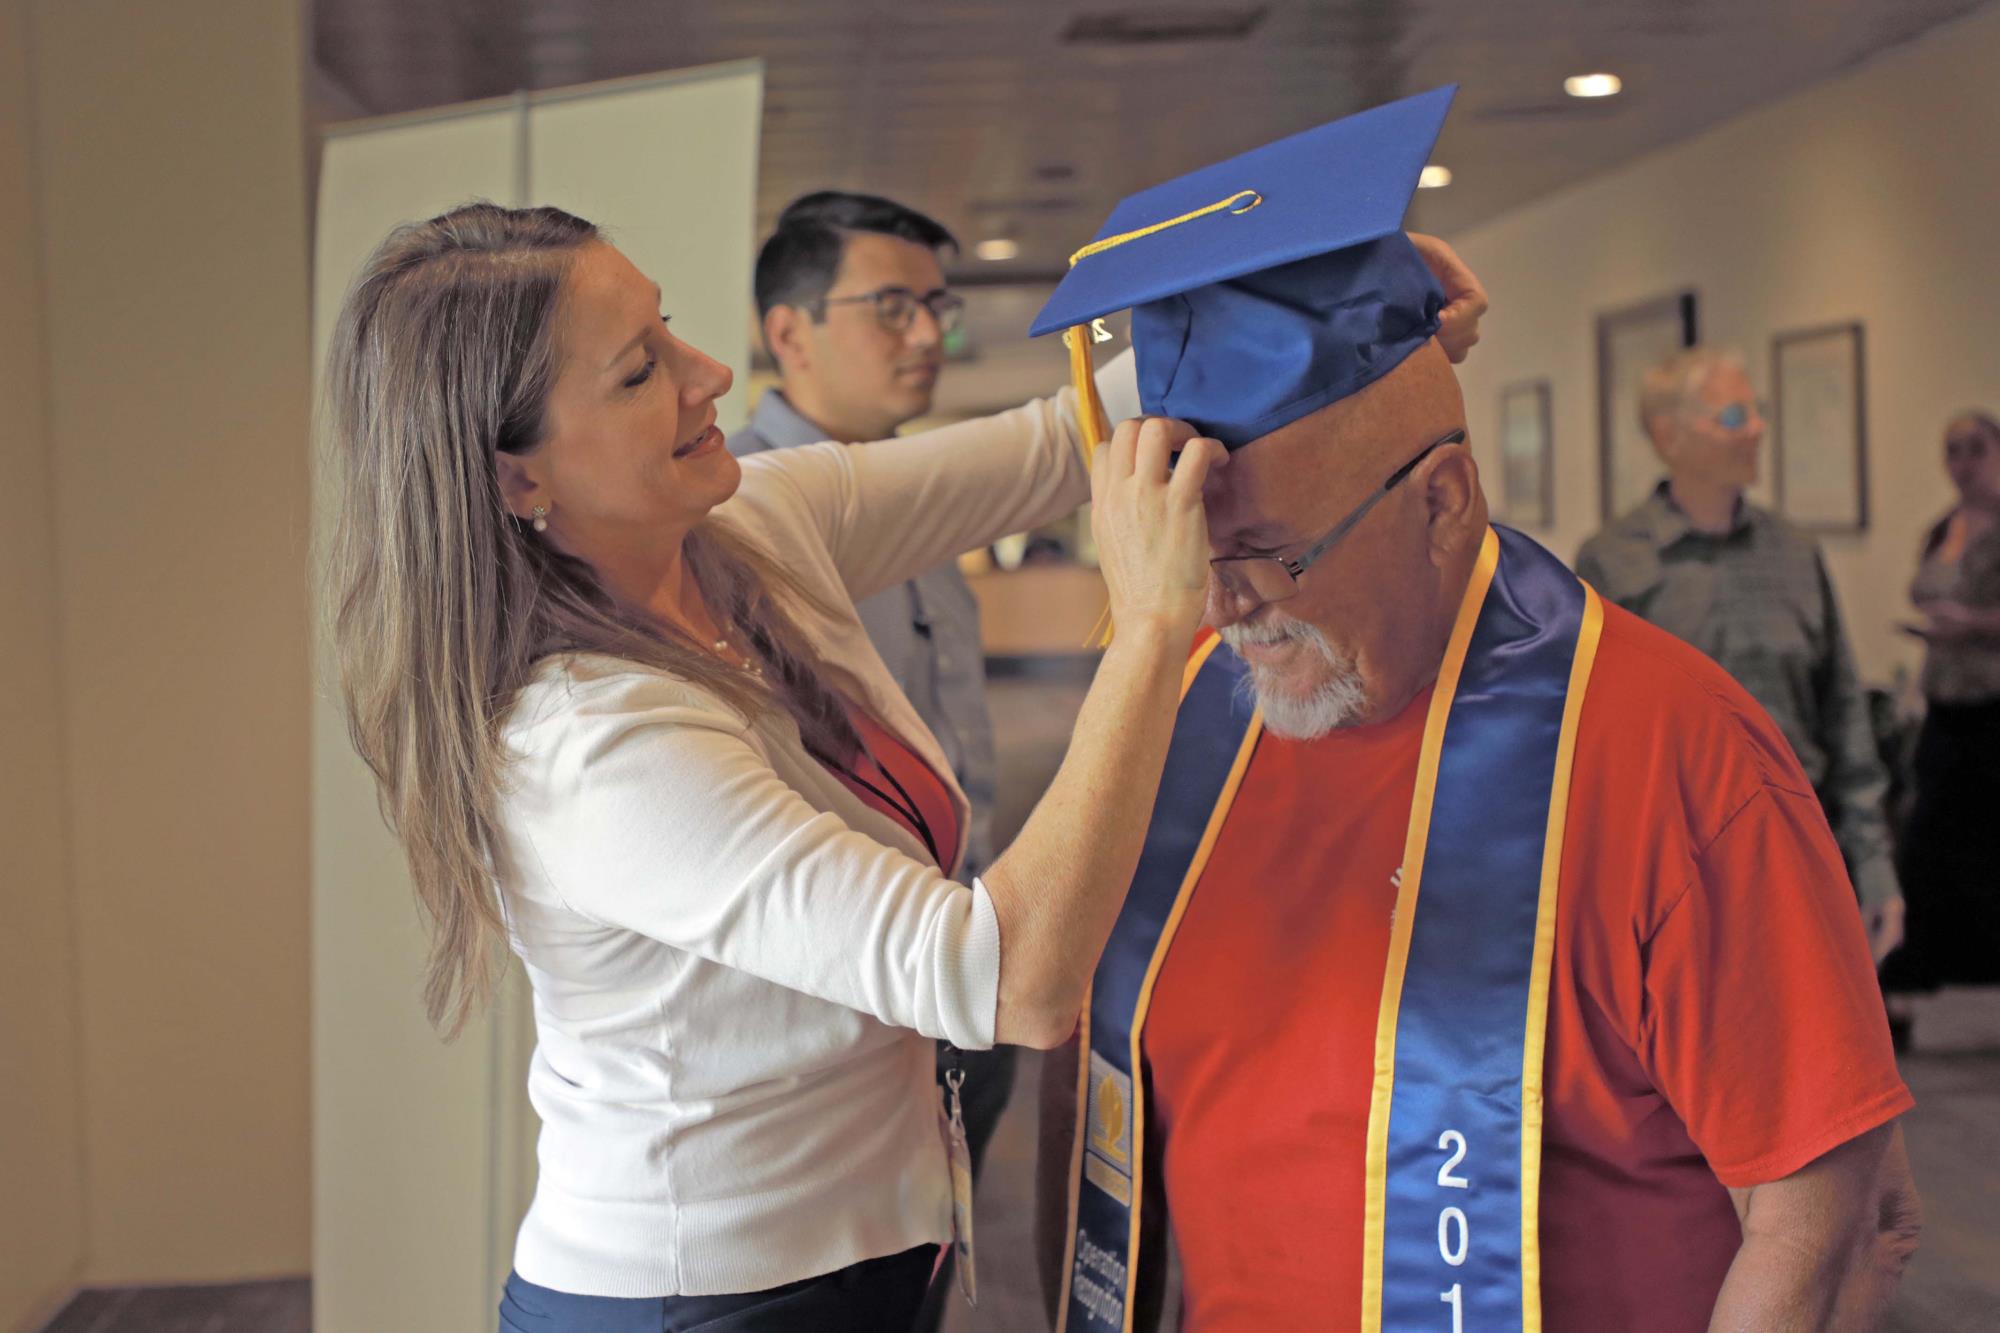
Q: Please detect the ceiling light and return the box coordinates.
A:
[975,238,1020,262]
[1418,164,1452,189]
[1564,73,1623,99]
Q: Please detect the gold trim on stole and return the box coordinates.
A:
[1056,634,1264,1333]
[1359,527,1500,1329]
[1359,529,1602,1331]
[1517,586,1603,1331]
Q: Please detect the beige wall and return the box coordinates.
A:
[4,0,315,1305]
[0,1,87,1328]
[1452,3,2000,686]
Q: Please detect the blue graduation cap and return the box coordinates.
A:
[1033,85,1456,449]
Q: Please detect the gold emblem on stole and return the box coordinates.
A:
[1084,1051,1135,1204]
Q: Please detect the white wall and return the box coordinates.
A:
[529,69,764,433]
[1451,3,2000,685]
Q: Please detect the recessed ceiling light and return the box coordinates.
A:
[1564,72,1623,99]
[1418,164,1452,189]
[975,238,1020,262]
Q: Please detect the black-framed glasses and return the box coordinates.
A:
[1209,428,1467,605]
[814,285,965,335]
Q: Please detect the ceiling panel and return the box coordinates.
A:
[312,0,1995,409]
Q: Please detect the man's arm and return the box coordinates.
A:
[1812,554,1905,960]
[1634,776,1917,1328]
[1709,1122,1922,1332]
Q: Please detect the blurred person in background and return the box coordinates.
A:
[733,201,1016,1315]
[1881,411,2000,1047]
[322,200,1225,1331]
[1577,346,1905,963]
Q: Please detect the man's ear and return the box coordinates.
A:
[1420,443,1483,561]
[1644,411,1678,462]
[494,450,545,522]
[764,304,813,377]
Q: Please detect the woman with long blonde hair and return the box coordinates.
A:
[322,202,1222,1330]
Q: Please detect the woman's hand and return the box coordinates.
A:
[1091,416,1227,640]
[1865,896,1906,965]
[1409,231,1489,364]
[987,416,1228,1048]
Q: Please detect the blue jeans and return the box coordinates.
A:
[497,1245,937,1332]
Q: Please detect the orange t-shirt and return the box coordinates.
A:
[1144,606,1912,1333]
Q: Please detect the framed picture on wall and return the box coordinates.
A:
[1596,290,1699,521]
[1498,380,1554,528]
[1772,322,1867,531]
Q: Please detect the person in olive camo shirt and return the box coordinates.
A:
[1578,346,1904,963]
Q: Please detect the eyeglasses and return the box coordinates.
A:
[1708,400,1767,431]
[1208,428,1467,606]
[814,285,966,335]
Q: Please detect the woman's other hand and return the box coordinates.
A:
[1091,417,1226,641]
[1408,231,1489,365]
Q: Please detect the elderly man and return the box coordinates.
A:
[741,186,1492,1328]
[1034,87,1917,1333]
[1578,347,1905,963]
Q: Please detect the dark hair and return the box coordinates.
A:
[752,191,958,327]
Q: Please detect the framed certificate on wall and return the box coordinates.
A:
[1498,379,1554,529]
[1772,322,1868,532]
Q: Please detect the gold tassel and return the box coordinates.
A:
[1058,190,1258,650]
[1064,324,1116,647]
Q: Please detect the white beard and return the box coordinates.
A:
[1218,617,1369,740]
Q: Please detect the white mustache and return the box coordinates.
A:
[1218,615,1366,738]
[1219,617,1323,650]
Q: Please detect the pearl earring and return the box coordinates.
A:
[531,505,548,533]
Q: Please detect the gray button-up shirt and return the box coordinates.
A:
[1577,483,1899,906]
[731,390,997,874]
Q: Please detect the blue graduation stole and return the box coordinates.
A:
[1057,526,1604,1333]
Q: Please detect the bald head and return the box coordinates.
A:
[1207,339,1468,549]
[1202,338,1486,735]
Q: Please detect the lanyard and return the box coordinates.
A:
[832,739,943,868]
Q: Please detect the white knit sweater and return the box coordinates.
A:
[496,361,1138,1297]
